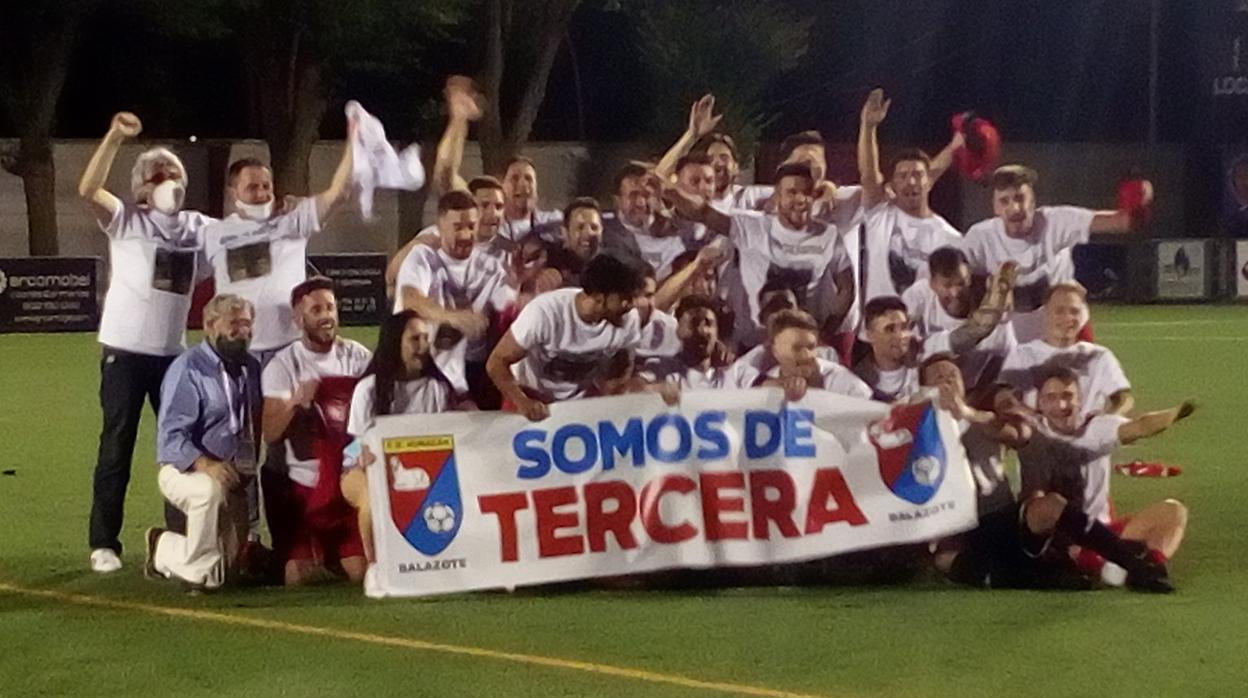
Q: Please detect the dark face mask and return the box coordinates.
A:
[213,336,250,364]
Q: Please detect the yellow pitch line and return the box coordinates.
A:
[0,582,830,698]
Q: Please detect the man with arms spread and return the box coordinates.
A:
[144,294,259,592]
[1019,368,1190,587]
[1000,282,1133,417]
[79,111,217,573]
[486,255,645,421]
[204,126,353,368]
[261,278,371,585]
[962,164,1149,342]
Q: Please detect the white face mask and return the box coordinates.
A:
[151,180,186,214]
[236,198,274,221]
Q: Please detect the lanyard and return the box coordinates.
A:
[220,364,248,434]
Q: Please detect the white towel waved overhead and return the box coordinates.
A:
[345,100,426,220]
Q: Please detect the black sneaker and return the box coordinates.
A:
[1127,562,1175,594]
[143,527,166,580]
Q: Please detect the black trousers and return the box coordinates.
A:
[88,347,176,553]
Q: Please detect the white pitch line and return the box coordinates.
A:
[1099,336,1248,342]
[1097,320,1246,328]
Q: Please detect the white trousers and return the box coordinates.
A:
[154,465,247,588]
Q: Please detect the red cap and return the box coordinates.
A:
[951,112,1001,182]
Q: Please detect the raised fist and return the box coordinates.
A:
[111,112,142,138]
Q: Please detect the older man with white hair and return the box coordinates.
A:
[144,294,260,592]
[78,111,217,574]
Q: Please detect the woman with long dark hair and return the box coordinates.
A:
[339,310,453,589]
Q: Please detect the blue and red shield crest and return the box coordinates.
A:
[868,402,947,505]
[383,435,463,555]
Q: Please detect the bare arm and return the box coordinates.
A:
[928,130,965,183]
[432,76,480,195]
[485,331,548,421]
[386,236,426,289]
[261,381,318,444]
[653,239,727,312]
[1106,388,1135,417]
[821,267,856,338]
[655,94,722,180]
[314,120,355,222]
[79,112,140,227]
[1118,400,1195,445]
[399,286,488,339]
[1088,210,1134,234]
[857,89,890,208]
[656,174,732,236]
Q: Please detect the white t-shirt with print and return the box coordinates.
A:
[1000,340,1130,419]
[762,358,874,400]
[346,374,451,438]
[509,288,642,400]
[497,209,563,244]
[204,198,320,351]
[710,184,773,213]
[639,355,732,391]
[98,203,215,356]
[724,344,841,389]
[636,310,681,358]
[961,206,1095,343]
[262,338,372,487]
[862,202,962,305]
[1019,414,1127,524]
[908,282,1018,390]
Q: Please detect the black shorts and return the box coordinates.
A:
[949,503,1092,590]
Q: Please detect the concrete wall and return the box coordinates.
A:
[0,138,1188,258]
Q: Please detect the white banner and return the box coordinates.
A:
[363,389,978,598]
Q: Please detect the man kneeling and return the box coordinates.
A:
[145,295,260,592]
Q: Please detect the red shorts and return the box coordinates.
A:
[269,479,364,565]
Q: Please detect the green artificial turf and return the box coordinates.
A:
[1,305,1245,697]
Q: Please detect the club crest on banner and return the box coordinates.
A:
[868,402,947,505]
[383,435,463,555]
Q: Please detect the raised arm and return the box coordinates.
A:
[1090,180,1153,234]
[857,89,891,208]
[398,285,488,339]
[820,266,856,340]
[1118,400,1195,444]
[655,94,723,180]
[432,76,480,196]
[928,129,965,183]
[1106,389,1135,417]
[653,239,728,313]
[79,112,141,227]
[313,117,356,221]
[655,172,732,236]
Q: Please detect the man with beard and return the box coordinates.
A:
[204,125,354,368]
[487,255,645,421]
[852,297,920,403]
[394,191,517,407]
[260,278,371,585]
[143,294,259,592]
[904,247,1018,395]
[79,111,218,574]
[1000,282,1133,418]
[857,89,964,306]
[640,295,735,390]
[602,161,687,280]
[664,163,857,349]
[633,270,682,361]
[542,197,605,286]
[1018,367,1191,587]
[962,165,1150,342]
[730,309,872,400]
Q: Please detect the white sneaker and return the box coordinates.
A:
[90,548,123,573]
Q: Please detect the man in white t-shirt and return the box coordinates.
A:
[260,278,371,585]
[857,89,963,306]
[204,132,353,367]
[1000,282,1133,419]
[852,297,920,403]
[78,112,218,574]
[1018,367,1190,588]
[394,190,518,407]
[729,309,872,400]
[962,164,1151,342]
[640,295,735,390]
[666,162,858,344]
[497,156,562,244]
[905,248,1018,395]
[486,255,645,421]
[633,270,681,360]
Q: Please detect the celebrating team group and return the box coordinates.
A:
[80,77,1194,595]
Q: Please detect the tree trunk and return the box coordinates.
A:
[478,0,510,175]
[18,137,59,256]
[243,25,327,197]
